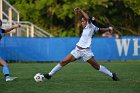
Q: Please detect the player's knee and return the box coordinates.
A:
[60,60,70,66]
[94,65,99,70]
[0,60,7,66]
[88,63,99,70]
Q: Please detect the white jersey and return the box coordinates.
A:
[76,23,99,48]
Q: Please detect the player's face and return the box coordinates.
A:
[81,18,87,28]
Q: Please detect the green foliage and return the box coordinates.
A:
[123,0,140,15]
[7,0,140,36]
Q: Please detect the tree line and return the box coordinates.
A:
[8,0,140,37]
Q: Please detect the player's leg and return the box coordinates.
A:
[0,59,17,81]
[87,57,119,81]
[0,59,9,77]
[49,54,76,76]
[43,54,77,79]
[60,54,77,66]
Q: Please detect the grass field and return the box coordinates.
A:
[0,61,140,93]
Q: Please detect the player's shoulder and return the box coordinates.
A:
[86,22,93,28]
[90,23,98,29]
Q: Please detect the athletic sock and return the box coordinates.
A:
[2,66,10,78]
[5,74,10,79]
[48,63,62,76]
[99,65,113,77]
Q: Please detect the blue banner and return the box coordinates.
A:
[0,36,140,61]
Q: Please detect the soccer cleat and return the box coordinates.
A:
[112,73,119,81]
[6,77,17,82]
[43,74,51,80]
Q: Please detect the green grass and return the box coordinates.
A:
[0,61,140,93]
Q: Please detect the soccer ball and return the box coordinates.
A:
[34,73,44,82]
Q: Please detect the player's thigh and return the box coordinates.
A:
[63,54,76,62]
[0,59,7,66]
[60,54,76,66]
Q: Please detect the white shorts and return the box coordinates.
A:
[71,46,94,61]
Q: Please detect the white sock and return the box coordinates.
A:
[99,65,113,77]
[48,63,62,76]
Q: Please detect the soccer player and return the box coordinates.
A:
[0,19,20,81]
[43,8,119,81]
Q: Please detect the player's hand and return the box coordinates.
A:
[108,27,113,34]
[18,24,21,28]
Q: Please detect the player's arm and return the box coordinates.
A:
[99,27,113,34]
[74,7,91,24]
[4,24,20,33]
